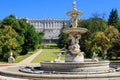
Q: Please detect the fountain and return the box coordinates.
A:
[40,1,110,73]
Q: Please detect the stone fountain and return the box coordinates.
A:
[40,1,110,73]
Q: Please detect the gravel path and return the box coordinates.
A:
[17,49,42,65]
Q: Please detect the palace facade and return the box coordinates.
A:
[26,18,71,43]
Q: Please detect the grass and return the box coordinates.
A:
[0,62,7,64]
[32,49,65,63]
[40,43,59,49]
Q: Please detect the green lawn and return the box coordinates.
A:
[32,49,65,63]
[0,62,6,64]
[40,43,59,49]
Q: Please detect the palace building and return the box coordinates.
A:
[26,18,71,43]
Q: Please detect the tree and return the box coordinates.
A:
[85,31,111,58]
[105,26,120,59]
[2,15,24,54]
[58,32,68,49]
[1,14,44,56]
[108,9,119,28]
[21,23,44,54]
[85,26,120,59]
[39,32,45,44]
[107,9,120,59]
[58,22,69,49]
[0,25,19,60]
[78,17,108,57]
[105,26,120,43]
[58,25,69,49]
[78,17,107,33]
[117,20,120,31]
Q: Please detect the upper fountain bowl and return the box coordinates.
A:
[63,28,88,34]
[67,10,82,16]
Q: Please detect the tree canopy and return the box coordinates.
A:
[0,14,44,61]
[0,25,20,60]
[108,9,119,28]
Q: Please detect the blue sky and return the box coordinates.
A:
[0,0,120,20]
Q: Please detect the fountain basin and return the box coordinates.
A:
[40,60,110,72]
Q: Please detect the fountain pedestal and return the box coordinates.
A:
[65,51,84,62]
[62,1,87,62]
[63,27,88,62]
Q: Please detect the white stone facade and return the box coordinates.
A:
[26,18,70,41]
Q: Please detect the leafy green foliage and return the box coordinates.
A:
[78,17,108,57]
[39,32,44,44]
[2,15,25,54]
[0,25,19,60]
[21,24,42,54]
[0,14,44,61]
[105,26,120,43]
[78,15,120,59]
[108,9,119,28]
[105,26,120,59]
[58,32,68,49]
[107,9,120,59]
[79,18,107,33]
[58,24,69,49]
[86,31,111,58]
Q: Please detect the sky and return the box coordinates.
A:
[0,0,120,20]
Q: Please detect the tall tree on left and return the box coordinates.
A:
[0,25,19,61]
[2,14,24,54]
